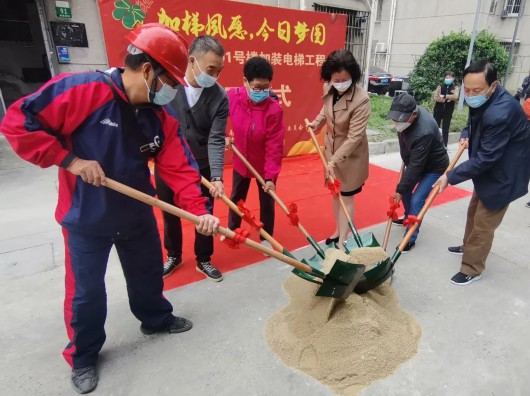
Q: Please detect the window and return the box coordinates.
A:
[489,0,497,14]
[376,0,384,22]
[499,39,520,71]
[502,0,522,17]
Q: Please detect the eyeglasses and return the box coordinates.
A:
[159,74,179,88]
[248,84,271,93]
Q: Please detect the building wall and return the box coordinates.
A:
[42,0,108,74]
[371,0,529,91]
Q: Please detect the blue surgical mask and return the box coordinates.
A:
[249,90,269,103]
[145,77,178,105]
[444,78,453,85]
[192,58,217,88]
[464,84,494,108]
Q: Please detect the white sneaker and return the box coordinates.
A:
[261,240,272,256]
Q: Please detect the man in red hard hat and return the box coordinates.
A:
[0,23,219,394]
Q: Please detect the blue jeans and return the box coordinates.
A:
[402,172,441,244]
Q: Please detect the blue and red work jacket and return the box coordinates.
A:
[1,68,207,236]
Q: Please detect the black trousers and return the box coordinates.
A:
[433,103,454,147]
[227,170,275,239]
[154,167,214,263]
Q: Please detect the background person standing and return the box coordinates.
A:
[155,35,228,281]
[306,49,370,250]
[433,71,460,149]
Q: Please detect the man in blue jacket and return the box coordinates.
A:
[434,60,530,286]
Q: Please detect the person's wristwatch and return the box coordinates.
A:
[211,177,223,182]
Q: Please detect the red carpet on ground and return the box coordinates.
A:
[156,154,471,291]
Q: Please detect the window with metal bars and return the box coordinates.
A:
[502,0,521,16]
[313,3,370,72]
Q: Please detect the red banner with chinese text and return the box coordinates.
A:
[97,0,347,158]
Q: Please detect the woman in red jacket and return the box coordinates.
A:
[225,57,285,248]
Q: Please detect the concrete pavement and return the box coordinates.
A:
[1,136,529,396]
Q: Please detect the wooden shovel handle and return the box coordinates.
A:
[305,118,355,226]
[103,178,314,274]
[200,177,284,252]
[382,162,405,250]
[230,144,314,240]
[397,142,468,252]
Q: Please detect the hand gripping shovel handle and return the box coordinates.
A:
[103,178,320,277]
[200,177,284,252]
[304,119,363,247]
[230,144,324,257]
[382,162,405,250]
[395,142,468,255]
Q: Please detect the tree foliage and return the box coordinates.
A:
[409,31,509,103]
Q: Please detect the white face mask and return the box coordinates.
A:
[145,77,178,105]
[332,79,352,93]
[392,120,412,132]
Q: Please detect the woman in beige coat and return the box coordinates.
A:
[307,49,370,249]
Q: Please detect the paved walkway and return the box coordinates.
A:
[1,136,529,395]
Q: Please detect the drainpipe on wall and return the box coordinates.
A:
[503,0,526,87]
[35,0,58,78]
[299,0,306,10]
[384,0,397,72]
[363,0,377,91]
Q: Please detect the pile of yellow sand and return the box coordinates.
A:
[265,248,421,395]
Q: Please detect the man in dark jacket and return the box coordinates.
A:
[387,93,449,252]
[435,60,530,286]
[155,35,228,281]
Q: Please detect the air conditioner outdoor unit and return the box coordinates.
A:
[375,42,387,53]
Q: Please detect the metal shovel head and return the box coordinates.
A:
[290,241,335,283]
[316,260,366,299]
[353,257,393,293]
[343,232,380,251]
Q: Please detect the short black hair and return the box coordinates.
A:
[445,71,456,78]
[125,53,163,73]
[463,60,498,85]
[244,56,273,82]
[189,35,225,57]
[320,50,362,84]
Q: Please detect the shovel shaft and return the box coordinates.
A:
[305,119,362,245]
[231,144,324,254]
[396,143,468,252]
[103,178,319,276]
[200,177,284,252]
[382,162,405,250]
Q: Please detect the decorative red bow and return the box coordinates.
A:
[223,228,251,249]
[387,196,401,221]
[327,179,342,196]
[237,200,263,230]
[403,215,422,227]
[287,202,299,226]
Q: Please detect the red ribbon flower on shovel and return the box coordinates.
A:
[327,179,341,196]
[387,196,401,221]
[287,202,299,226]
[223,228,251,249]
[403,215,422,227]
[237,200,263,230]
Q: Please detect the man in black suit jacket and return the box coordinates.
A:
[435,60,530,286]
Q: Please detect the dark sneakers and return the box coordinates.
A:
[401,242,415,254]
[162,256,183,277]
[392,217,405,226]
[140,316,193,335]
[448,245,464,255]
[71,366,98,394]
[196,261,223,282]
[451,272,482,286]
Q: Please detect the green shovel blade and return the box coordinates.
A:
[343,232,380,251]
[354,249,401,293]
[316,260,366,299]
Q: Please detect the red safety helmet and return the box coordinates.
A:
[125,23,189,86]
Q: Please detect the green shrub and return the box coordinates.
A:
[410,31,509,103]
